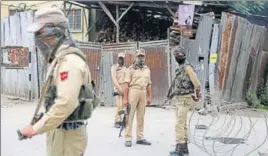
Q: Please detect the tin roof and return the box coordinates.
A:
[222,1,268,17]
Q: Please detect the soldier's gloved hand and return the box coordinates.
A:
[21,125,37,138]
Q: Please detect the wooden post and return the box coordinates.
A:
[116,5,119,43]
[165,4,175,18]
[98,2,117,26]
[98,2,133,43]
[66,2,72,17]
[116,2,134,23]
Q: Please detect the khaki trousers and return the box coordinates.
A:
[46,125,87,156]
[124,89,147,141]
[114,95,124,123]
[174,95,194,144]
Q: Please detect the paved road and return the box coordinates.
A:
[1,96,268,156]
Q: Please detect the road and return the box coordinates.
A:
[1,95,268,156]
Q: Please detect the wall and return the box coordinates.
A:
[1,10,37,99]
[46,41,170,106]
[255,31,268,92]
[217,12,267,102]
[1,1,89,42]
[139,40,171,105]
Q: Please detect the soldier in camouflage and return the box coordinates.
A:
[169,46,201,156]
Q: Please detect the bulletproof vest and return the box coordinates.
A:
[173,62,195,96]
[44,46,99,122]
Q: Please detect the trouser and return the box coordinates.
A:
[174,95,194,144]
[46,125,87,156]
[124,89,146,141]
[114,95,124,123]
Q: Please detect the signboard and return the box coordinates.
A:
[210,53,217,64]
[178,4,195,26]
[1,46,29,67]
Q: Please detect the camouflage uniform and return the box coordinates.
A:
[170,47,201,156]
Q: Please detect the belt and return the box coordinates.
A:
[130,86,147,90]
[57,122,85,130]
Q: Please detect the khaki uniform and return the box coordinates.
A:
[111,64,127,123]
[124,65,152,141]
[33,45,91,156]
[174,65,200,144]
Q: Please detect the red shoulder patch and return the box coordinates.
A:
[60,71,68,81]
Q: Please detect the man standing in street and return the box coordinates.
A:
[123,48,152,147]
[19,7,96,156]
[169,46,201,156]
[111,53,127,128]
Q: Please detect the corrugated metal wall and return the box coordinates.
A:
[208,24,220,95]
[218,12,267,102]
[3,11,265,106]
[78,41,171,106]
[101,42,137,106]
[258,51,268,88]
[78,42,102,95]
[1,11,38,99]
[0,13,171,105]
[218,13,235,91]
[139,40,170,105]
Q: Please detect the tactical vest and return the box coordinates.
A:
[173,62,195,96]
[44,46,100,122]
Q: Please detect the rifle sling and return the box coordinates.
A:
[30,59,58,125]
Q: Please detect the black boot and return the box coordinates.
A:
[114,122,120,128]
[125,141,132,147]
[136,139,151,145]
[169,144,184,156]
[182,143,189,154]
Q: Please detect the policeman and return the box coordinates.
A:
[169,46,201,156]
[123,48,152,147]
[111,53,127,128]
[19,7,94,156]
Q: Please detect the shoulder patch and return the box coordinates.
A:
[60,71,69,81]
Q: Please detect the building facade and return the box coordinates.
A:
[1,1,89,41]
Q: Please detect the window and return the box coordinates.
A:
[66,9,82,31]
[9,9,37,16]
[9,10,24,16]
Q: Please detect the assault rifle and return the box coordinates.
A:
[17,113,44,140]
[118,104,131,137]
[17,59,57,141]
[113,92,120,96]
[147,75,177,109]
[146,99,170,109]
